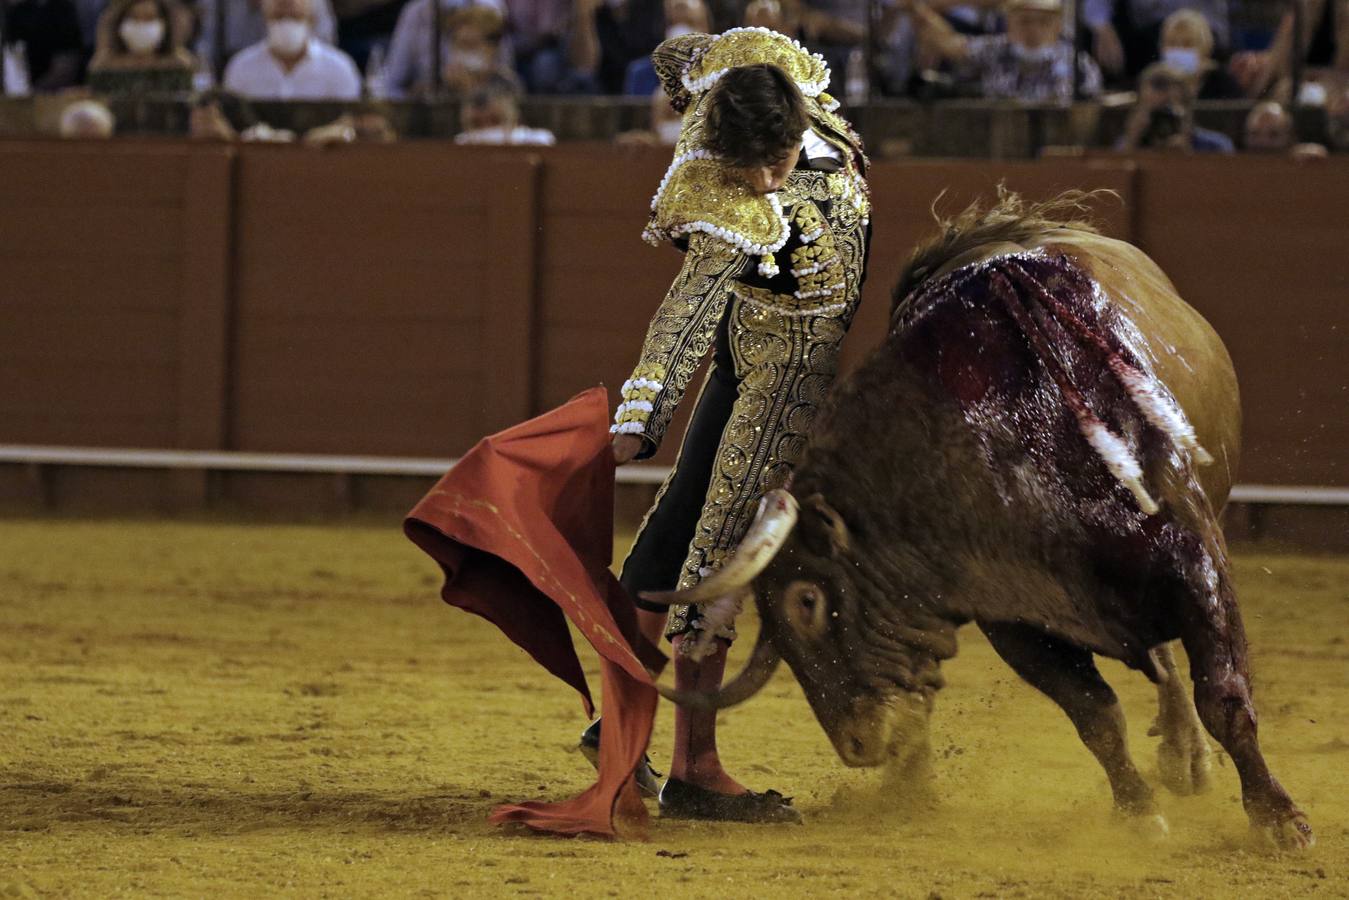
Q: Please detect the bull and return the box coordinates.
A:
[645,192,1314,849]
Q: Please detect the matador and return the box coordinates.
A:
[583,28,872,823]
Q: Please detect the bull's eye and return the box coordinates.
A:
[784,580,829,637]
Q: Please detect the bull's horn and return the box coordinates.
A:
[639,489,799,607]
[656,631,782,711]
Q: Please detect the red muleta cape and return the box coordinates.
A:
[404,387,666,839]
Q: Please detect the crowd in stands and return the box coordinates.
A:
[2,0,1347,154]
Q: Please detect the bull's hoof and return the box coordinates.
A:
[1156,728,1213,796]
[1253,813,1315,852]
[1118,811,1170,841]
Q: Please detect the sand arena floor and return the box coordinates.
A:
[0,517,1345,898]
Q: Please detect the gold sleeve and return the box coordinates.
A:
[612,233,746,458]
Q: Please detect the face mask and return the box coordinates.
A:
[1162,47,1201,74]
[1012,42,1057,64]
[457,49,488,72]
[656,119,683,145]
[665,23,697,41]
[120,19,165,54]
[266,18,310,57]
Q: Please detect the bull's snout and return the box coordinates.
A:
[835,724,890,767]
[827,692,931,768]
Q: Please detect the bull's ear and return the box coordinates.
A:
[804,493,850,559]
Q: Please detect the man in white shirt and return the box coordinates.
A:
[223,0,361,100]
[197,0,339,74]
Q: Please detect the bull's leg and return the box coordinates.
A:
[1149,642,1213,795]
[980,622,1162,830]
[1176,573,1314,849]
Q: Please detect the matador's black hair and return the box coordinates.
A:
[705,63,809,169]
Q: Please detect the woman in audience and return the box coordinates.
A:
[88,0,195,94]
[1157,9,1240,100]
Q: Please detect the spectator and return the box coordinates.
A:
[59,98,116,135]
[223,0,362,99]
[1158,8,1240,100]
[1083,0,1228,83]
[623,0,710,96]
[570,0,665,94]
[454,74,555,143]
[505,0,576,93]
[4,0,85,92]
[1117,61,1233,153]
[913,0,1102,103]
[88,0,195,94]
[441,5,510,93]
[195,0,338,74]
[383,0,510,99]
[1242,100,1328,159]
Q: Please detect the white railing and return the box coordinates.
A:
[0,444,1343,502]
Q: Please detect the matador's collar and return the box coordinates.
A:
[643,28,867,276]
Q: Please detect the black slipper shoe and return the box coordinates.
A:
[577,719,662,799]
[658,776,803,824]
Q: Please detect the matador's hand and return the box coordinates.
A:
[612,434,643,465]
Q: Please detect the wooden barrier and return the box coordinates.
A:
[0,140,1344,501]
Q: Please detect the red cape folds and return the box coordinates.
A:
[404,387,666,839]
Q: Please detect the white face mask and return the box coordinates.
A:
[656,119,683,145]
[266,18,310,57]
[120,19,165,54]
[1162,46,1201,74]
[665,23,697,41]
[1012,42,1057,64]
[457,49,488,72]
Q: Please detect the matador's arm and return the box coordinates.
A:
[611,233,747,460]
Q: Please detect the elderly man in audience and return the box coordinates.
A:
[223,0,362,99]
[88,0,196,94]
[4,0,85,91]
[195,0,338,73]
[453,73,556,144]
[1084,0,1228,83]
[1242,100,1328,159]
[912,0,1102,102]
[383,0,510,98]
[1117,61,1233,153]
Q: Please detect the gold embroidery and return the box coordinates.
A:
[612,233,745,448]
[683,28,830,97]
[662,166,870,640]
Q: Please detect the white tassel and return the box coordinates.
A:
[1083,420,1159,515]
[684,592,744,662]
[1111,362,1214,466]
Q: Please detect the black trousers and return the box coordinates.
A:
[620,308,738,613]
